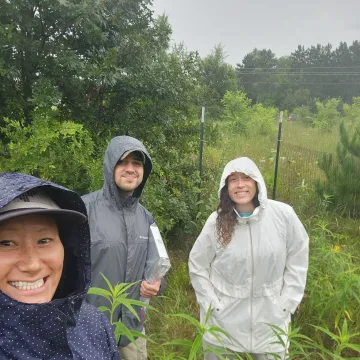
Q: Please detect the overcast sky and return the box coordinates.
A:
[152,0,360,65]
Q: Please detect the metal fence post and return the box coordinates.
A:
[198,107,205,202]
[272,111,283,200]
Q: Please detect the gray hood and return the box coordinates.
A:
[102,136,152,203]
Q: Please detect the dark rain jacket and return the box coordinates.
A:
[0,173,120,360]
[83,136,163,347]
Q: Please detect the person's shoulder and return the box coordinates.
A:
[78,302,112,330]
[138,202,155,223]
[202,211,218,228]
[267,199,293,214]
[194,211,217,243]
[76,302,119,357]
[266,199,299,225]
[208,211,218,222]
[78,301,104,318]
[82,189,102,204]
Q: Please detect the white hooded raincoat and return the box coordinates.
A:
[189,157,309,353]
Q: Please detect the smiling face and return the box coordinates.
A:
[114,152,144,196]
[227,172,257,213]
[0,215,64,304]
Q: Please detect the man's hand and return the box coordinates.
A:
[140,279,161,298]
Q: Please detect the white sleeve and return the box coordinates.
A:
[282,208,309,313]
[188,215,219,314]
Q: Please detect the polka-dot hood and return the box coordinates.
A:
[0,173,120,359]
[0,172,91,302]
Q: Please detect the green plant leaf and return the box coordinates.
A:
[169,313,203,333]
[311,325,340,343]
[100,273,115,294]
[163,339,193,347]
[189,334,202,360]
[114,320,137,345]
[97,306,110,313]
[343,343,360,352]
[87,287,112,301]
[207,325,232,341]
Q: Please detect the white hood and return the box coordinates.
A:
[219,157,267,208]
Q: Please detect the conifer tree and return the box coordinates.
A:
[317,116,360,217]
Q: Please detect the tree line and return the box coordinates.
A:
[1,0,360,233]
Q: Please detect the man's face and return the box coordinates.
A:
[114,152,144,195]
[0,215,64,304]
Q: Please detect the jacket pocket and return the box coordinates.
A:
[212,298,224,319]
[277,294,290,319]
[212,289,243,321]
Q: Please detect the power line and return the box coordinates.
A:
[238,72,360,76]
[236,65,360,70]
[240,82,360,85]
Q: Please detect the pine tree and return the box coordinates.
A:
[317,120,360,217]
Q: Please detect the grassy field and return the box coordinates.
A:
[144,120,360,359]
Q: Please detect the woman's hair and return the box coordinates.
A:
[216,178,260,247]
[216,184,237,247]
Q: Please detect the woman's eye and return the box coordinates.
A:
[38,238,52,245]
[0,240,15,247]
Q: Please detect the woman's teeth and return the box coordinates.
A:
[9,278,45,290]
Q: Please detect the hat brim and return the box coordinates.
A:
[0,208,87,225]
[120,150,146,163]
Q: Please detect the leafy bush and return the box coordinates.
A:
[0,107,94,193]
[343,96,360,127]
[221,91,252,131]
[247,103,277,136]
[313,99,341,132]
[292,105,313,125]
[220,91,277,137]
[141,117,201,238]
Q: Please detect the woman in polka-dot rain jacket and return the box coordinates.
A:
[0,172,121,360]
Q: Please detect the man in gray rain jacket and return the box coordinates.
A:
[83,136,165,360]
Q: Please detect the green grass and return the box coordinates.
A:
[281,121,339,154]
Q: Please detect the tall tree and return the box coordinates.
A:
[317,100,360,216]
[235,41,360,109]
[200,44,238,118]
[290,42,360,103]
[0,0,169,133]
[0,2,204,236]
[236,48,278,105]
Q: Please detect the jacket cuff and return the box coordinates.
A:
[285,297,300,314]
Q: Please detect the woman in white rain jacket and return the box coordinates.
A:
[189,157,309,359]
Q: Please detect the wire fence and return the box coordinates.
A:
[271,142,346,206]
